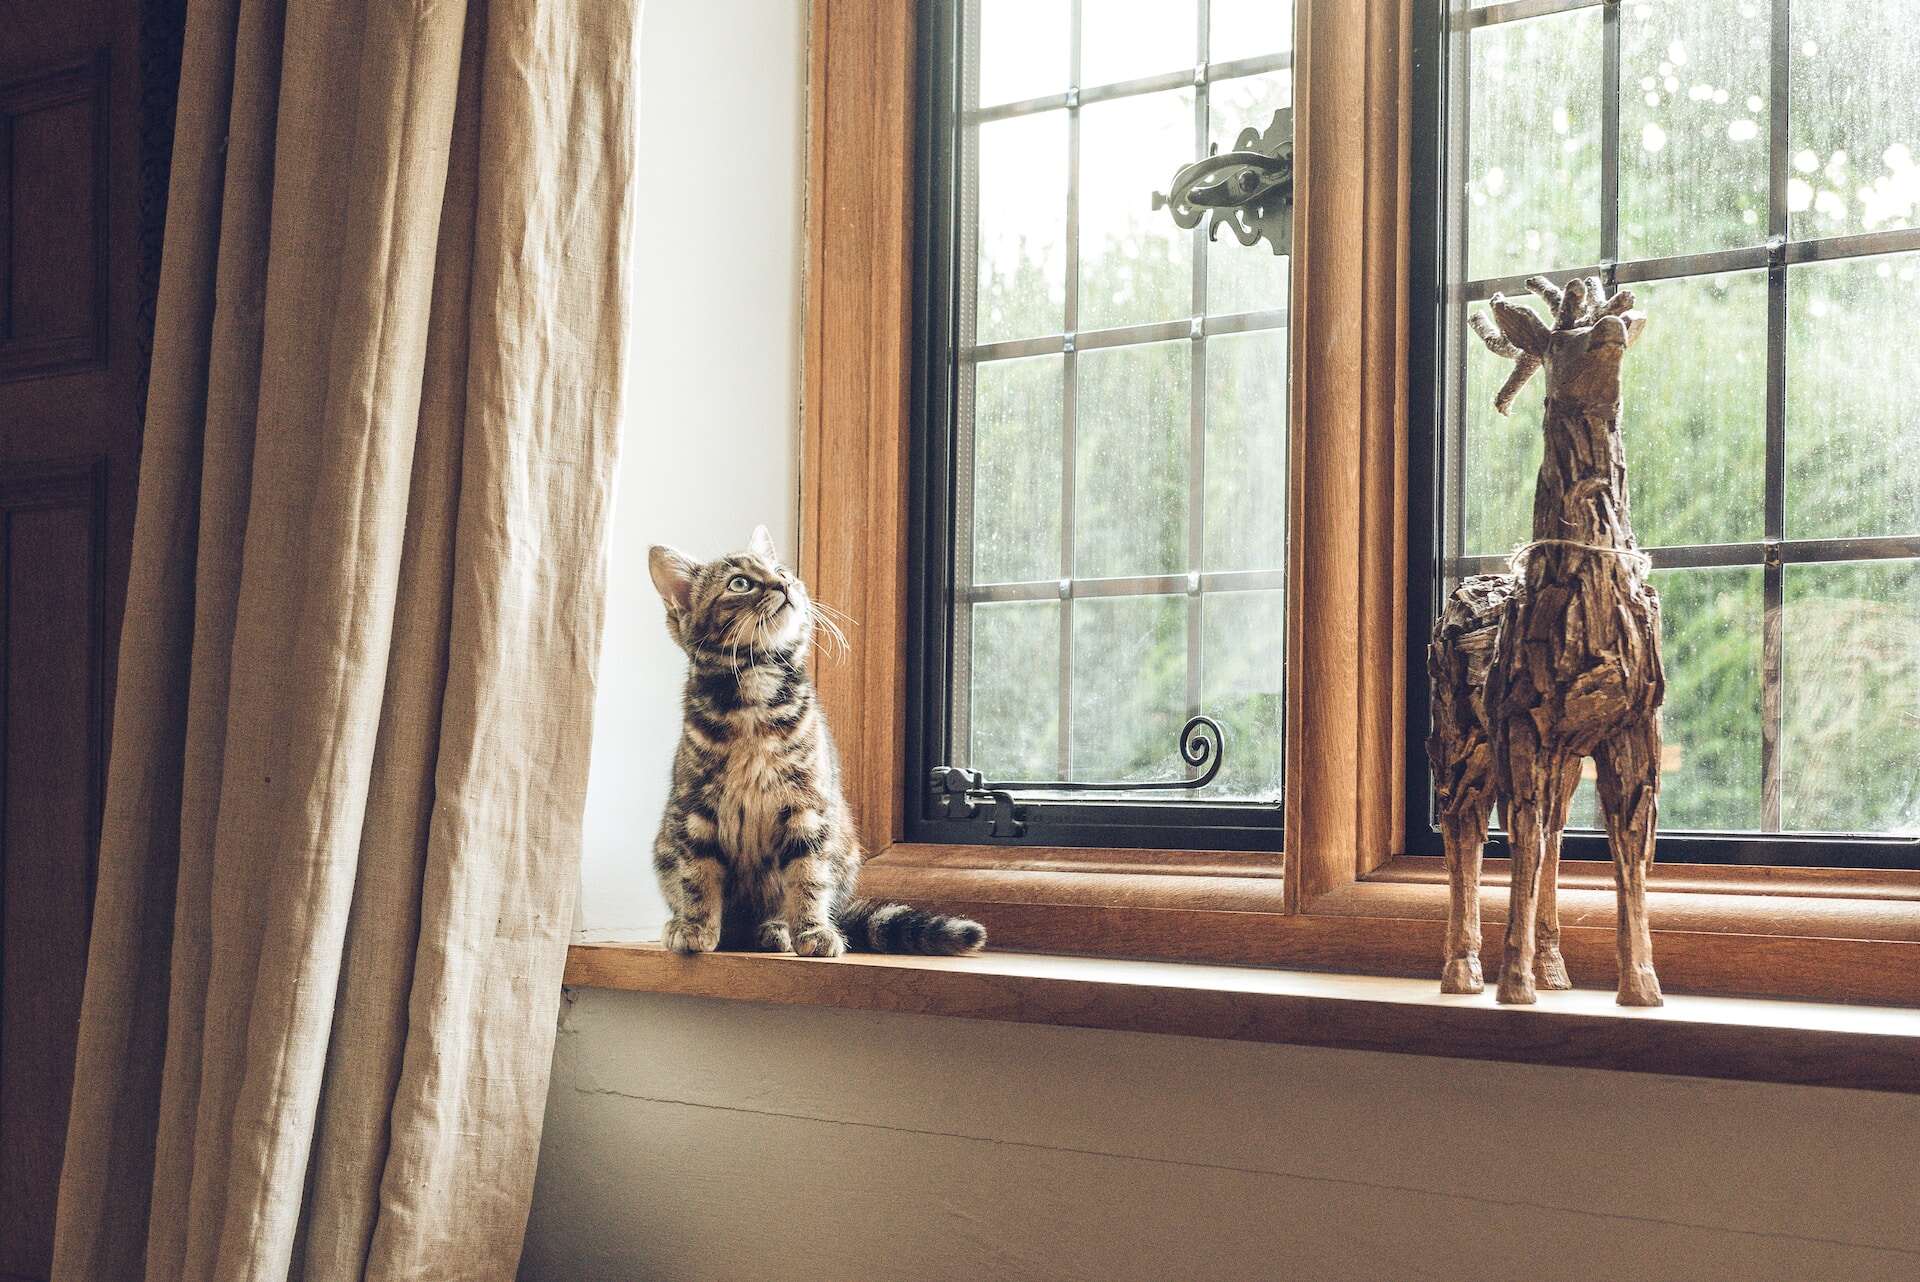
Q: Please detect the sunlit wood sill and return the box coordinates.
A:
[563,941,1920,1094]
[853,847,1920,1006]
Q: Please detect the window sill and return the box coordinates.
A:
[855,846,1920,1006]
[563,941,1920,1093]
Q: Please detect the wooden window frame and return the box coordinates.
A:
[800,0,1920,1008]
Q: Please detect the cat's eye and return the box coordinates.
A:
[726,575,754,593]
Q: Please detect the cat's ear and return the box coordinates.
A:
[648,545,699,614]
[748,524,778,561]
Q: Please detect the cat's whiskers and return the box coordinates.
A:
[750,600,790,670]
[813,616,846,660]
[812,598,857,630]
[754,619,786,676]
[728,616,751,681]
[807,600,849,661]
[750,613,803,678]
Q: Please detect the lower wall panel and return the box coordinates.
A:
[522,990,1920,1282]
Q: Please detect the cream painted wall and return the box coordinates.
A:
[529,4,1920,1279]
[522,990,1920,1281]
[577,0,806,936]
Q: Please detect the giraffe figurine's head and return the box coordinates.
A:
[1469,275,1648,416]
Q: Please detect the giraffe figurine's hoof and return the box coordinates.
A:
[1533,946,1572,990]
[1617,965,1663,1007]
[1440,956,1484,995]
[1495,972,1537,1005]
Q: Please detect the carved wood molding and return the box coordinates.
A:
[0,453,107,510]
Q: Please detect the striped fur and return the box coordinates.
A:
[647,527,986,958]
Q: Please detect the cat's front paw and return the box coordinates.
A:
[753,920,793,952]
[792,925,846,958]
[664,917,720,954]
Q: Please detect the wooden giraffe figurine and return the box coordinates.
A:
[1429,274,1665,1006]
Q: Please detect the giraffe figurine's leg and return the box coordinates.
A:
[1427,576,1514,994]
[1431,691,1496,994]
[1496,757,1562,1006]
[1533,756,1582,990]
[1595,719,1663,1007]
[1439,789,1494,994]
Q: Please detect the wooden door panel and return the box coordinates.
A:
[0,463,103,1281]
[0,54,110,382]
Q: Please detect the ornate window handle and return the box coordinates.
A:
[929,716,1227,839]
[1152,108,1293,257]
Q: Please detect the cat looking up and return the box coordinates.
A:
[646,525,987,956]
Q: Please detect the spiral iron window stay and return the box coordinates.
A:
[930,715,1227,838]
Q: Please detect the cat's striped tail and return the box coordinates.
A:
[836,898,986,955]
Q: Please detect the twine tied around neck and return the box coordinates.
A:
[1506,538,1652,576]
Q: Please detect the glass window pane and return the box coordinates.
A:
[1466,10,1604,282]
[1076,340,1190,578]
[1206,71,1292,317]
[1619,0,1770,259]
[1081,0,1197,88]
[976,0,1070,108]
[1556,567,1763,833]
[1203,329,1287,572]
[1789,3,1920,240]
[1209,0,1292,64]
[1070,595,1186,781]
[971,355,1063,584]
[1458,298,1543,557]
[1080,89,1196,331]
[1200,590,1284,800]
[976,113,1067,344]
[969,602,1061,778]
[953,1,1290,800]
[1782,561,1920,835]
[1433,0,1920,856]
[1786,252,1920,541]
[1620,272,1768,547]
[1648,566,1765,830]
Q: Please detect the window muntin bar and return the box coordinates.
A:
[1462,0,1604,32]
[967,51,1292,125]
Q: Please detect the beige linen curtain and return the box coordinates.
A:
[50,0,636,1277]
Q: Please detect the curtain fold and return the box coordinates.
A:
[51,0,637,1277]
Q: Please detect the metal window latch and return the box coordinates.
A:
[1153,108,1294,257]
[928,716,1228,841]
[929,767,1028,837]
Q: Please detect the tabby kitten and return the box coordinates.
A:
[647,526,986,956]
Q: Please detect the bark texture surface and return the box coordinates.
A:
[1429,275,1667,1007]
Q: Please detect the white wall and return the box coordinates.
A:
[528,5,1920,1279]
[578,0,807,936]
[522,991,1920,1282]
